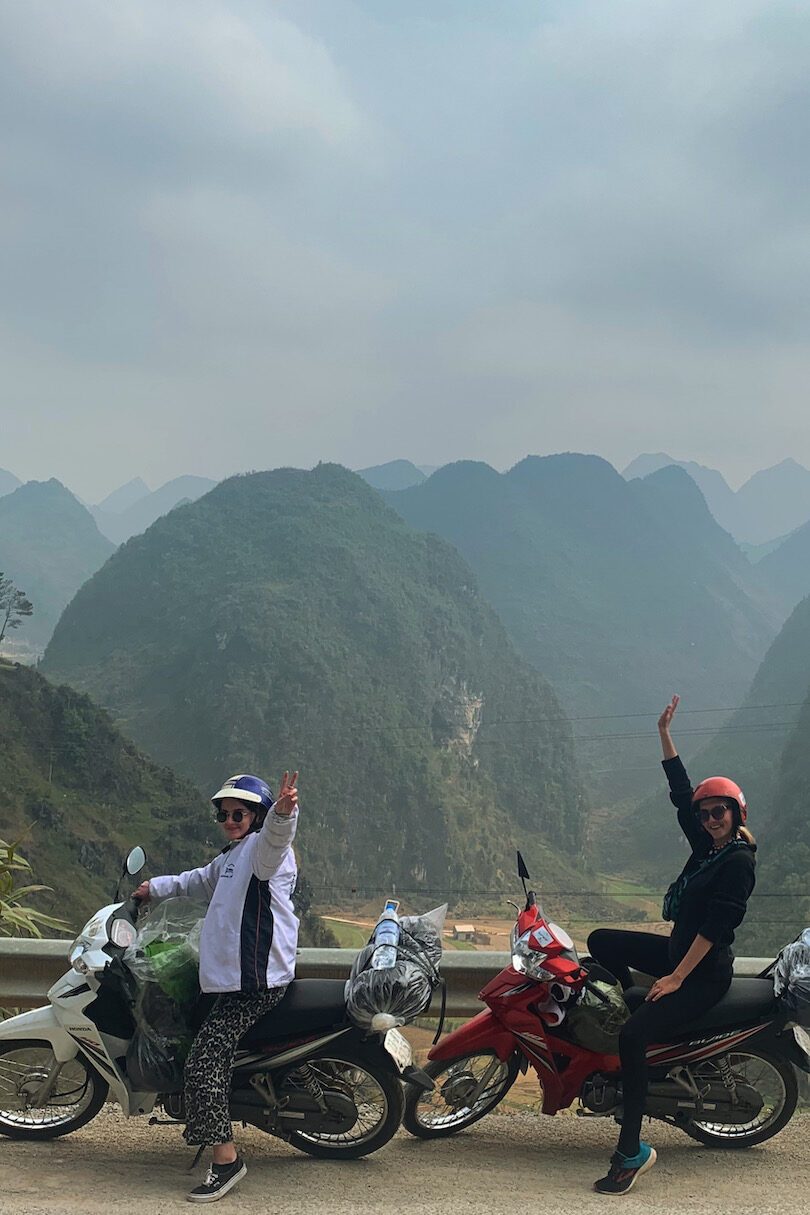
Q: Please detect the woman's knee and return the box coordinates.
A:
[587,928,616,957]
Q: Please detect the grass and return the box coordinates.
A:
[320,919,368,949]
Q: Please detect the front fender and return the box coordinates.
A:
[0,1006,79,1062]
[428,1008,517,1064]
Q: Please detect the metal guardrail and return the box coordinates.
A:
[0,940,774,1014]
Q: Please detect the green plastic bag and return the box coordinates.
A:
[564,978,630,1055]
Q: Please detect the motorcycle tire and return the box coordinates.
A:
[284,1052,404,1159]
[403,1050,519,1139]
[683,1048,798,1148]
[0,1039,109,1140]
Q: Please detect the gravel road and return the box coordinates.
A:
[1,1106,808,1215]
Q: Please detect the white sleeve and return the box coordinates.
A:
[253,809,298,881]
[148,856,221,905]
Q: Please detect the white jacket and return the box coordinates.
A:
[148,810,299,993]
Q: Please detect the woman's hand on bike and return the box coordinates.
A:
[274,771,299,817]
[645,972,682,1002]
[131,881,150,903]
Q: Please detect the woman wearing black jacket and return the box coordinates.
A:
[588,694,757,1195]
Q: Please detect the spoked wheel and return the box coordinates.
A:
[684,1049,798,1148]
[285,1054,404,1159]
[403,1050,519,1139]
[0,1040,108,1139]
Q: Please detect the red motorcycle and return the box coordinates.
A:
[404,853,809,1147]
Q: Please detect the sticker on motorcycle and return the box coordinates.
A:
[384,1029,412,1072]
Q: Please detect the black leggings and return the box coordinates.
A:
[587,930,730,1157]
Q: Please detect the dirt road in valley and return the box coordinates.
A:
[1,1106,807,1215]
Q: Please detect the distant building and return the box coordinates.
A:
[452,923,476,941]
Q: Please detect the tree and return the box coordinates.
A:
[0,572,33,647]
[0,834,68,938]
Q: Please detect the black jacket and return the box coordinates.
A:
[662,755,756,982]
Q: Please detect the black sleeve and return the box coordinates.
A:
[662,755,704,850]
[698,850,757,944]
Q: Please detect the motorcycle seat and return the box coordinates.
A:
[239,979,350,1046]
[623,977,777,1034]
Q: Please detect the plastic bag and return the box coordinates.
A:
[345,904,446,1031]
[773,928,810,1026]
[564,975,630,1054]
[124,897,206,1090]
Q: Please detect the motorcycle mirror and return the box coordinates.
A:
[125,846,147,876]
[517,849,532,902]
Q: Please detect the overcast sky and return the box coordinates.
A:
[2,0,810,500]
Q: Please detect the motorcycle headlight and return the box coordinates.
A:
[511,936,555,982]
[110,919,137,948]
[69,941,91,974]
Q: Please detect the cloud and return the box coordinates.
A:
[2,1,810,495]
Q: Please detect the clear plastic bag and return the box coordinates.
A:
[345,904,446,1031]
[773,928,810,1027]
[124,897,206,1091]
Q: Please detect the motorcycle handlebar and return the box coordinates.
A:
[121,896,142,922]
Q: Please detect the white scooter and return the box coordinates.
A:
[0,848,429,1158]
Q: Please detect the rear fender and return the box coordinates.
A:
[752,1023,810,1074]
[0,1006,78,1062]
[428,1009,517,1064]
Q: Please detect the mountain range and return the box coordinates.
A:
[623,454,810,546]
[41,464,588,896]
[383,456,787,796]
[89,475,218,544]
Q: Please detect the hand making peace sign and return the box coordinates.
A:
[274,770,299,817]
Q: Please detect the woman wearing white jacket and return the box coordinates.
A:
[133,770,299,1203]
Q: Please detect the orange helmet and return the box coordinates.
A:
[692,777,747,824]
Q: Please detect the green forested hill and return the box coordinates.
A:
[42,464,586,898]
[0,661,211,930]
[0,479,115,656]
[384,457,785,802]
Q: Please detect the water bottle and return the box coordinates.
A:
[370,899,400,970]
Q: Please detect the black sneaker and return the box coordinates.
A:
[187,1156,247,1203]
[594,1143,656,1195]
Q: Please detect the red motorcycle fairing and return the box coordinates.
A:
[428,1007,519,1064]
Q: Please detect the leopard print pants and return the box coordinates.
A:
[183,986,287,1146]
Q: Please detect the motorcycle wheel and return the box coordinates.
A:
[0,1039,108,1139]
[285,1053,404,1159]
[403,1050,519,1139]
[683,1048,798,1148]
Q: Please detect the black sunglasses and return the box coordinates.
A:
[696,804,733,823]
[215,807,254,823]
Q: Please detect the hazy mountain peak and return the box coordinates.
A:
[0,479,114,656]
[0,467,22,497]
[509,452,621,485]
[356,460,426,491]
[96,476,150,515]
[622,452,677,479]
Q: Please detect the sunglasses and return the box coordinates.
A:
[696,804,733,823]
[215,807,254,823]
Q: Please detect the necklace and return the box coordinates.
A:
[709,833,739,857]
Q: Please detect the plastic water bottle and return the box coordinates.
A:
[370,900,400,970]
